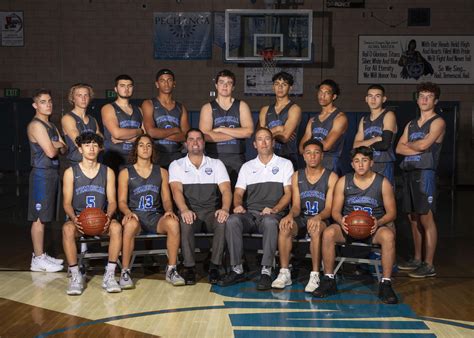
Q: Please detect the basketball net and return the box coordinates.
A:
[261,49,278,74]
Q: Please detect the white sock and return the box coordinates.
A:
[232,264,243,274]
[106,262,117,272]
[69,265,80,274]
[325,274,335,279]
[381,277,391,282]
[261,266,272,276]
[279,268,290,274]
[310,271,320,276]
[167,265,176,272]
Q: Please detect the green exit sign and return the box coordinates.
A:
[4,88,20,97]
[105,90,117,99]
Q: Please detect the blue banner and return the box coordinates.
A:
[154,12,212,60]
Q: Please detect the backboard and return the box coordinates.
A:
[224,9,313,63]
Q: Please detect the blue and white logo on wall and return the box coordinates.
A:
[154,12,212,60]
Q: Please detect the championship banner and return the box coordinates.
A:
[153,12,212,59]
[244,67,303,96]
[0,11,24,46]
[358,35,474,84]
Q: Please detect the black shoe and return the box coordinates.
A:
[183,267,196,285]
[208,268,220,284]
[256,273,272,291]
[312,276,337,298]
[378,279,398,304]
[217,271,246,287]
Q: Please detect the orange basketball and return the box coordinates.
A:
[345,210,374,240]
[78,208,107,236]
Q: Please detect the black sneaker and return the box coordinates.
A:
[312,276,337,298]
[183,267,196,285]
[378,280,398,304]
[217,271,246,287]
[408,262,436,278]
[256,273,272,291]
[398,258,422,271]
[208,268,220,284]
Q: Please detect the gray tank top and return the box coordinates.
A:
[29,118,60,169]
[311,110,344,158]
[205,99,245,154]
[400,115,443,171]
[127,165,163,213]
[342,172,385,220]
[266,101,297,156]
[65,112,98,164]
[72,163,107,214]
[362,110,396,163]
[298,168,331,217]
[152,98,182,153]
[104,103,142,156]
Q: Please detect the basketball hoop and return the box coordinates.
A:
[260,48,278,73]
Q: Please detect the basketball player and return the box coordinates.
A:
[272,139,338,292]
[299,79,348,175]
[353,85,397,186]
[314,146,398,304]
[396,82,445,278]
[27,89,67,272]
[118,134,184,289]
[258,71,302,169]
[199,69,254,187]
[62,132,122,295]
[102,74,144,173]
[142,69,190,169]
[168,128,232,285]
[61,83,101,165]
[220,128,293,290]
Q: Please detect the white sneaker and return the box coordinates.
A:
[304,271,320,293]
[102,270,121,293]
[165,266,185,286]
[30,254,63,273]
[119,269,135,289]
[45,253,64,265]
[271,269,292,289]
[67,272,85,296]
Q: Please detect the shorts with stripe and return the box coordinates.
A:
[28,168,59,222]
[402,170,437,214]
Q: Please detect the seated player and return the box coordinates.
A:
[314,146,398,304]
[272,139,338,292]
[219,127,294,290]
[62,132,122,295]
[118,134,184,289]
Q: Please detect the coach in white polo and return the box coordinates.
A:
[219,127,293,290]
[169,128,232,285]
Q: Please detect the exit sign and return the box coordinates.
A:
[105,90,117,99]
[4,88,20,97]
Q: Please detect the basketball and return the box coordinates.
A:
[345,210,374,240]
[78,208,107,236]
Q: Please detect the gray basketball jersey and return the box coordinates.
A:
[152,98,182,153]
[311,110,344,159]
[65,112,98,163]
[266,101,297,157]
[362,110,396,163]
[342,172,385,219]
[127,165,163,213]
[400,115,443,171]
[298,168,331,217]
[205,99,245,154]
[104,103,142,156]
[29,118,60,169]
[72,164,107,214]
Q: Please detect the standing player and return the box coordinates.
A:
[62,132,122,295]
[353,85,397,186]
[27,89,67,272]
[142,69,190,169]
[258,71,302,169]
[272,139,338,292]
[61,83,101,165]
[199,69,254,186]
[396,82,445,278]
[314,146,398,304]
[169,128,232,285]
[118,134,184,289]
[299,79,347,175]
[220,128,293,290]
[102,74,143,173]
